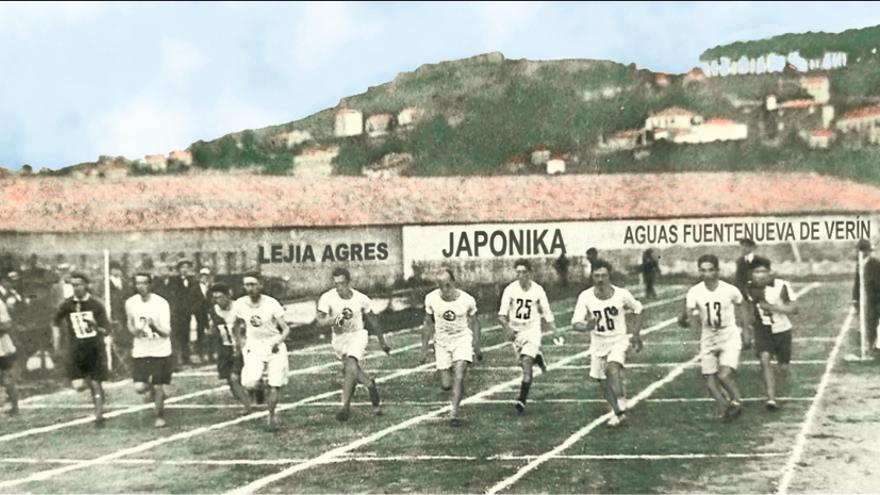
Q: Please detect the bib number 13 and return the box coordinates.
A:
[704,302,722,328]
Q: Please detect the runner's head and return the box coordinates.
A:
[332,267,352,296]
[590,259,612,289]
[514,259,533,285]
[133,272,152,296]
[697,254,720,283]
[751,257,772,286]
[437,268,457,299]
[210,283,232,309]
[70,272,90,299]
[242,272,262,298]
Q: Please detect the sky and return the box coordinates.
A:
[2,1,880,170]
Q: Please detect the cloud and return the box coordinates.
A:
[158,37,207,89]
[474,1,543,49]
[288,2,380,70]
[0,1,108,36]
[88,95,196,160]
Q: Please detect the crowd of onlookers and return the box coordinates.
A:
[0,258,222,376]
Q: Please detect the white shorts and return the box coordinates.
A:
[700,333,742,375]
[590,334,629,381]
[333,330,369,362]
[241,342,289,389]
[512,326,542,360]
[435,334,473,371]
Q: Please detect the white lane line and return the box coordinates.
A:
[486,352,702,494]
[490,452,788,461]
[776,307,853,495]
[488,283,823,495]
[0,340,422,444]
[224,317,680,495]
[0,292,682,446]
[0,293,684,490]
[16,396,817,410]
[0,314,657,490]
[0,452,785,466]
[172,359,827,377]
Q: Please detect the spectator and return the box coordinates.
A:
[0,271,24,311]
[734,238,760,295]
[196,268,214,363]
[640,249,661,299]
[553,253,570,288]
[584,248,598,287]
[107,262,130,325]
[0,297,19,415]
[852,239,880,356]
[169,260,200,367]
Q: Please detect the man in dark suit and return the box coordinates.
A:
[853,239,880,356]
[169,260,200,367]
[734,238,759,295]
[195,268,214,363]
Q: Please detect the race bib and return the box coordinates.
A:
[137,316,160,339]
[70,311,97,339]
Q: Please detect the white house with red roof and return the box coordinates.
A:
[397,107,423,128]
[334,108,363,137]
[800,76,830,104]
[672,117,748,144]
[803,128,835,149]
[293,145,339,177]
[365,114,393,137]
[836,105,880,133]
[645,107,698,131]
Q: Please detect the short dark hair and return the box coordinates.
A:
[242,271,261,282]
[697,254,719,269]
[133,272,153,283]
[177,259,193,269]
[69,272,90,284]
[108,261,123,271]
[210,283,230,295]
[514,259,532,271]
[752,256,772,270]
[739,238,756,247]
[332,267,351,281]
[586,248,598,257]
[590,259,612,273]
[441,267,456,282]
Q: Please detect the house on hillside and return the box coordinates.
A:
[682,67,707,86]
[143,154,167,172]
[271,130,313,148]
[531,147,551,166]
[646,107,699,132]
[836,105,880,133]
[366,114,393,137]
[654,73,670,88]
[334,109,363,137]
[169,150,193,166]
[503,154,527,173]
[671,117,748,144]
[600,129,644,151]
[397,107,423,128]
[363,152,413,179]
[800,76,830,104]
[546,155,566,175]
[293,146,339,177]
[802,128,834,149]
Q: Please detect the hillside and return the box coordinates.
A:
[24,24,880,186]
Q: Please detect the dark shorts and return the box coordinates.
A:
[0,352,15,371]
[754,326,792,364]
[217,345,244,380]
[67,343,108,382]
[132,356,174,385]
